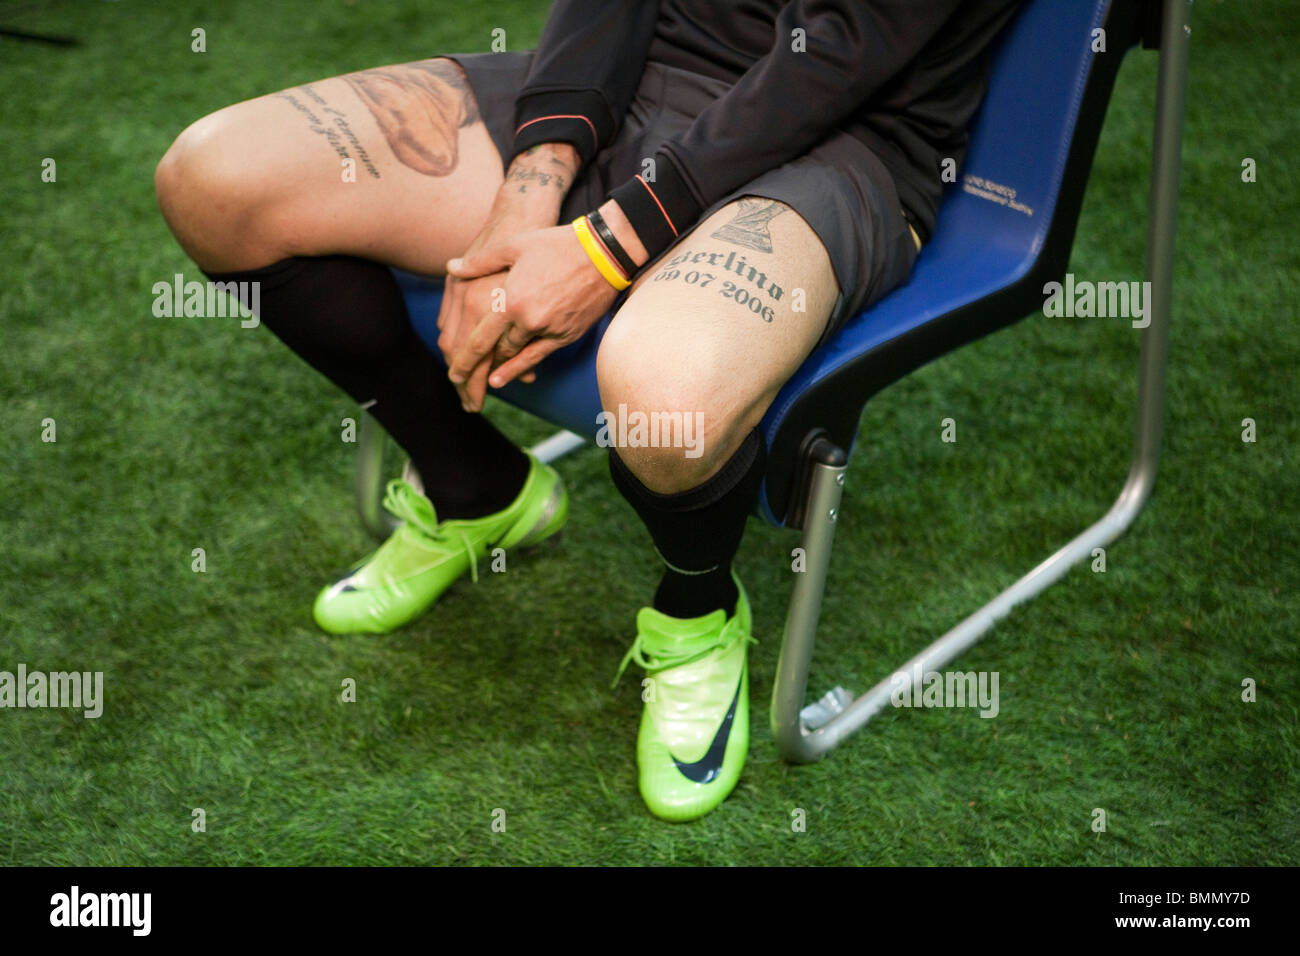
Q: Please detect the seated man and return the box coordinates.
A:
[155,0,1023,821]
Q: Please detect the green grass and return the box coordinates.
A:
[1,0,1296,865]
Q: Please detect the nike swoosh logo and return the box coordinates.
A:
[670,674,744,784]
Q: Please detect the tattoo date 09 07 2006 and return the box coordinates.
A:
[649,248,786,323]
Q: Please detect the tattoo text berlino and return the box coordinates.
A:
[641,197,794,322]
[651,249,783,323]
[644,198,791,322]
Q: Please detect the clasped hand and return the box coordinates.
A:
[439,223,619,413]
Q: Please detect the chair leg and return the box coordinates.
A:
[769,437,850,763]
[354,413,588,539]
[772,375,1173,765]
[529,429,587,464]
[769,0,1192,763]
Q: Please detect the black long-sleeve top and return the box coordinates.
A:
[511,0,1025,260]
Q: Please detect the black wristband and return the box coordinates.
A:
[586,209,638,278]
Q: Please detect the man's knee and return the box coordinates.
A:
[155,111,269,266]
[596,322,751,494]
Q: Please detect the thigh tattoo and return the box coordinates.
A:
[646,199,799,325]
[275,82,383,180]
[709,196,787,253]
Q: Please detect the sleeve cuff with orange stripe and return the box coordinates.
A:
[606,150,704,263]
[511,89,613,167]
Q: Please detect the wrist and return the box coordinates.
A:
[594,199,648,269]
[502,142,580,200]
[606,158,702,264]
[572,216,631,291]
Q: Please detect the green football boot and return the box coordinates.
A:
[614,571,756,822]
[313,452,567,635]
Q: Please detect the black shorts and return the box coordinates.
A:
[446,52,920,349]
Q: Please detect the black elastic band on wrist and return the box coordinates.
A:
[586,208,638,278]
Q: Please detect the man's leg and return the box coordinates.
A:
[597,196,839,820]
[156,58,503,274]
[155,59,562,633]
[600,196,838,612]
[156,57,528,516]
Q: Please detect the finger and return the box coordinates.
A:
[463,355,493,411]
[452,354,491,411]
[447,244,516,279]
[436,276,455,330]
[448,311,509,384]
[494,361,538,385]
[437,278,466,358]
[492,323,529,365]
[488,338,562,389]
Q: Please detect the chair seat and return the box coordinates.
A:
[394,0,1144,528]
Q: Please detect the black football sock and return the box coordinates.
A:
[609,428,767,619]
[201,255,529,519]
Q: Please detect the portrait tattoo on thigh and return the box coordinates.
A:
[709,197,788,253]
[341,59,481,177]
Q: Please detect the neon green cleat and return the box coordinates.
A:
[615,572,756,822]
[313,452,567,635]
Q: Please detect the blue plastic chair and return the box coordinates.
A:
[356,0,1191,762]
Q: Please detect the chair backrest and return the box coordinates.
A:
[758,0,1149,527]
[932,0,1121,284]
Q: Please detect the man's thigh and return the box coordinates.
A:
[595,196,839,489]
[157,58,505,273]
